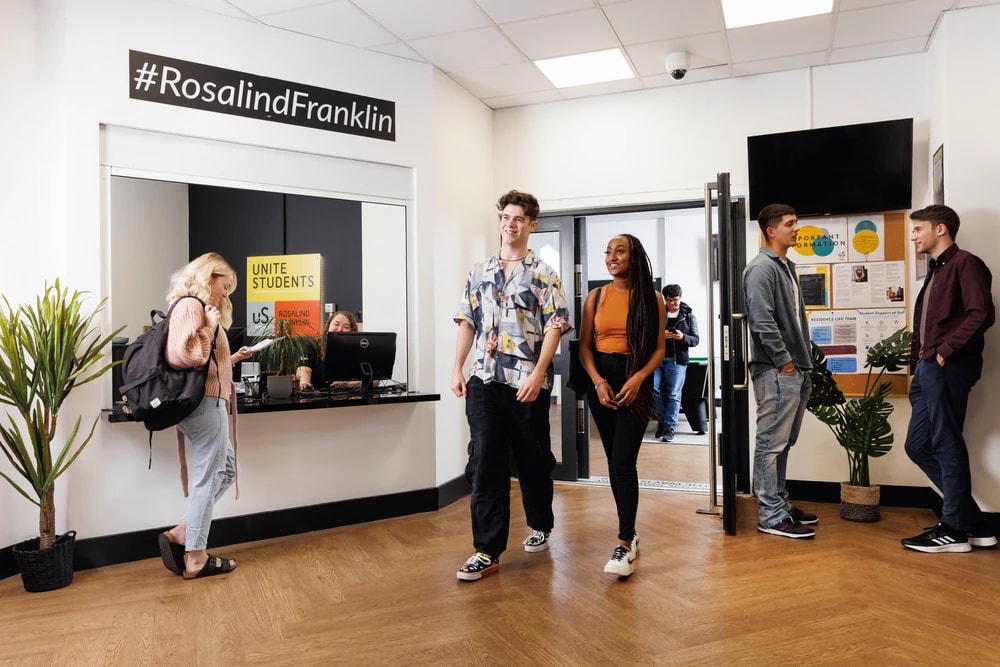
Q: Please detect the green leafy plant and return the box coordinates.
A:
[807,326,912,487]
[253,317,309,375]
[0,281,124,550]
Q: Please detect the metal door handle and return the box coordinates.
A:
[732,312,749,390]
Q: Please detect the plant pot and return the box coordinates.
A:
[840,482,880,522]
[12,530,77,592]
[266,374,294,399]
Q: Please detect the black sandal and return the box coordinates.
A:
[158,532,185,575]
[183,554,238,580]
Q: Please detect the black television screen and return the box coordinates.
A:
[324,331,396,389]
[747,118,913,220]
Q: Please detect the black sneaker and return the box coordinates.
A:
[758,518,815,539]
[660,428,675,443]
[789,506,819,525]
[901,523,971,553]
[968,523,998,548]
[654,422,666,439]
[457,552,499,581]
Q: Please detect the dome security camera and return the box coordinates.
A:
[666,51,691,80]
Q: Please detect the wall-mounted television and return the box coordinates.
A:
[747,118,913,220]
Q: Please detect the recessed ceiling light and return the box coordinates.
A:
[534,48,634,89]
[722,0,833,30]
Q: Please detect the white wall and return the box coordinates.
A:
[495,53,933,491]
[0,0,491,548]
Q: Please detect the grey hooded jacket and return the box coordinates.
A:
[743,247,812,378]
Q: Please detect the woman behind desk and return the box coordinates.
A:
[296,310,358,391]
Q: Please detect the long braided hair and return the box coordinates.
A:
[619,234,660,422]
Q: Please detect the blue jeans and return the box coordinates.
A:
[751,369,811,528]
[178,397,235,551]
[653,358,687,430]
[904,359,984,531]
[464,377,555,558]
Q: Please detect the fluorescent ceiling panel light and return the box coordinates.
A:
[722,0,833,29]
[534,48,633,88]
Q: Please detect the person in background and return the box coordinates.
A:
[901,204,996,553]
[451,189,572,582]
[578,234,665,577]
[158,252,254,579]
[297,310,359,391]
[653,284,700,442]
[743,204,818,539]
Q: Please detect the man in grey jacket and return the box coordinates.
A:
[743,203,817,539]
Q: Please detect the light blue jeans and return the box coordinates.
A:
[751,368,811,528]
[653,358,687,430]
[178,397,235,551]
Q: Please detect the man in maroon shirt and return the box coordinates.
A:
[901,205,996,553]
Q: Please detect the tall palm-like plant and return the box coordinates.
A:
[253,317,309,375]
[807,326,912,487]
[0,281,123,549]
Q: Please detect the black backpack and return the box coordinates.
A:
[119,295,218,436]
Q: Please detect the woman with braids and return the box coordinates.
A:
[578,234,665,577]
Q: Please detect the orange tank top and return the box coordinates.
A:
[594,284,629,354]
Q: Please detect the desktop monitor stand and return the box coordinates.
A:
[360,362,375,392]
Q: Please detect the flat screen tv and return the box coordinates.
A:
[747,118,913,220]
[324,331,396,390]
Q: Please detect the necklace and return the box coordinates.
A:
[499,253,527,262]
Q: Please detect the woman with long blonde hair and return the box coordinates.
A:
[158,252,253,580]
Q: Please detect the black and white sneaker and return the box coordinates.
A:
[758,518,815,538]
[603,534,639,576]
[523,530,550,553]
[901,523,971,553]
[457,552,499,581]
[660,428,675,443]
[789,506,819,525]
[968,523,998,548]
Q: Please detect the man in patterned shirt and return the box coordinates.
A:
[452,189,573,581]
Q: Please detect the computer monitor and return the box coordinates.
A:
[324,331,396,391]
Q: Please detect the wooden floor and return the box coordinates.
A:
[2,483,998,666]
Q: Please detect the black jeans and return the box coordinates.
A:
[464,377,555,558]
[587,352,650,542]
[904,359,985,531]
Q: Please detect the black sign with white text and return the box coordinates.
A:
[128,50,396,142]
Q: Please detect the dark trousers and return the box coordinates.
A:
[904,359,984,531]
[587,352,650,542]
[464,376,555,558]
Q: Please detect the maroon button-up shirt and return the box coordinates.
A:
[912,243,995,364]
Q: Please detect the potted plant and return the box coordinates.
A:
[0,281,123,591]
[252,317,308,399]
[807,326,912,522]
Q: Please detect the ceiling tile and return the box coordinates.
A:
[838,0,910,10]
[728,14,834,63]
[733,51,828,77]
[834,0,953,48]
[259,2,397,47]
[227,0,324,16]
[351,0,491,40]
[624,32,728,77]
[829,35,929,63]
[368,41,428,62]
[473,0,595,24]
[482,89,564,109]
[449,62,554,98]
[500,8,620,60]
[407,26,526,72]
[556,77,644,101]
[160,0,255,19]
[603,0,725,45]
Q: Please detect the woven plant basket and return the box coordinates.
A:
[840,482,880,522]
[12,531,77,592]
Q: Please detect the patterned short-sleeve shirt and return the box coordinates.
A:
[455,251,573,390]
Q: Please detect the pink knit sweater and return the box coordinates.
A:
[165,297,234,406]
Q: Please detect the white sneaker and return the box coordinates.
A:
[603,535,639,576]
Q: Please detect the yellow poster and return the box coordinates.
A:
[246,253,322,337]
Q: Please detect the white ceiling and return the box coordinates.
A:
[163,0,999,109]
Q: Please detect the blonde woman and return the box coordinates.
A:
[157,252,253,579]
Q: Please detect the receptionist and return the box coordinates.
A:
[297,310,359,390]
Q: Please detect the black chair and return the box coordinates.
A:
[681,361,709,434]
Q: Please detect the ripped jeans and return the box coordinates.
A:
[178,397,235,551]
